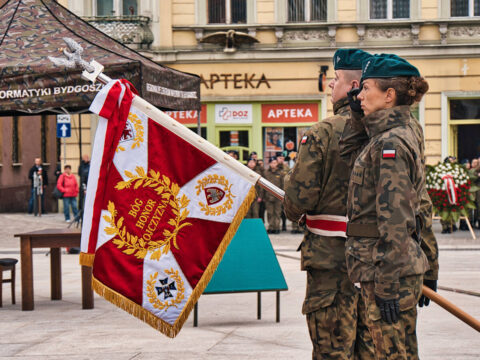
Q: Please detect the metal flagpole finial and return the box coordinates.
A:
[48,37,108,84]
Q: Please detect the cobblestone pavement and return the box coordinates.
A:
[0,213,479,359]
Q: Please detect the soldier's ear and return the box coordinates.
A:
[385,87,397,105]
[351,79,360,89]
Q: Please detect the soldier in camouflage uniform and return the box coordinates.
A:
[344,55,430,359]
[264,157,284,234]
[277,152,290,232]
[341,53,439,313]
[283,49,372,359]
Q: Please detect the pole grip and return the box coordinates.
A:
[422,285,480,332]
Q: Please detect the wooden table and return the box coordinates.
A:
[14,228,93,311]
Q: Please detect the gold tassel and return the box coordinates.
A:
[92,186,256,338]
[79,252,95,267]
[92,277,179,338]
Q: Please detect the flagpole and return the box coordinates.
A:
[49,38,479,333]
[84,60,286,199]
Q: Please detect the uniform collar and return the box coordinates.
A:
[362,105,411,138]
[333,97,350,115]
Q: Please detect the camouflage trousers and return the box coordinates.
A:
[355,275,423,360]
[304,270,359,360]
[265,200,282,230]
[245,200,260,218]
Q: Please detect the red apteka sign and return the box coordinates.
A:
[262,103,318,123]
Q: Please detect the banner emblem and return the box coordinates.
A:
[196,174,236,216]
[205,187,225,205]
[146,269,185,311]
[105,166,192,260]
[117,112,144,152]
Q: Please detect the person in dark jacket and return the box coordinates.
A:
[78,154,90,211]
[28,157,48,214]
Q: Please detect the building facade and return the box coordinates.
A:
[66,0,480,166]
[3,0,477,211]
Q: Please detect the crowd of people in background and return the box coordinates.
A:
[28,154,91,225]
[229,150,301,234]
[441,155,480,233]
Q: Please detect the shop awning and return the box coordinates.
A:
[0,0,201,116]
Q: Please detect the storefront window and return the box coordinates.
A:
[219,130,248,147]
[188,127,207,139]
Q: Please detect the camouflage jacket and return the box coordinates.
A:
[340,106,439,281]
[263,166,284,202]
[284,98,352,273]
[346,106,429,299]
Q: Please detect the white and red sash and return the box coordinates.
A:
[442,174,457,205]
[305,214,347,238]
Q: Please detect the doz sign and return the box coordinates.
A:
[215,104,253,124]
[262,103,318,123]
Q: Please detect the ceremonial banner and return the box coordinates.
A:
[80,80,256,337]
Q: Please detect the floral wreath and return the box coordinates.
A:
[146,269,185,311]
[103,166,191,260]
[195,174,235,216]
[426,161,478,223]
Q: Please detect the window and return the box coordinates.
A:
[450,99,480,120]
[95,0,138,16]
[288,0,327,22]
[370,0,410,19]
[208,0,247,24]
[451,0,480,16]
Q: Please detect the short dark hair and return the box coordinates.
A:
[64,165,71,170]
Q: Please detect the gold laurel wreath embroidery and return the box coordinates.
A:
[146,269,185,311]
[116,112,144,153]
[103,166,191,260]
[195,174,236,216]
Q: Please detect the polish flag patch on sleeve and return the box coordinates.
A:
[301,135,308,144]
[382,149,396,159]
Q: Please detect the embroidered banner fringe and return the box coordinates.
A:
[79,252,95,267]
[91,186,256,337]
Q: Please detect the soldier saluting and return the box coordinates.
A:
[283,49,372,359]
[344,55,430,359]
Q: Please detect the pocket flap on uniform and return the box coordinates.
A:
[302,290,337,314]
[351,166,365,185]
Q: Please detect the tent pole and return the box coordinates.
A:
[79,114,82,161]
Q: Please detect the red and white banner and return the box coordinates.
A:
[81,80,255,337]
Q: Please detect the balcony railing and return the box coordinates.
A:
[83,16,154,49]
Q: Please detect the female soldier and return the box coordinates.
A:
[345,55,430,359]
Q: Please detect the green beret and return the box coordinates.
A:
[375,53,409,63]
[333,49,372,70]
[361,55,420,80]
